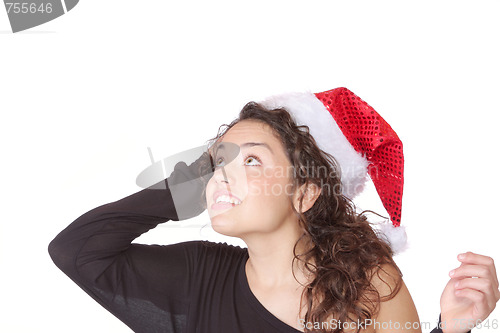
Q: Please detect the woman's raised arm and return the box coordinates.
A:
[48,152,212,332]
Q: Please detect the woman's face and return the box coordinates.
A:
[205,120,298,238]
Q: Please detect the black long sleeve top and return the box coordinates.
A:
[48,180,454,333]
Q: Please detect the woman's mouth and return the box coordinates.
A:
[211,202,241,210]
[211,192,242,210]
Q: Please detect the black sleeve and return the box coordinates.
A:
[429,314,444,333]
[429,314,472,333]
[48,179,200,332]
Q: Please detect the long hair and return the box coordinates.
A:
[206,102,402,332]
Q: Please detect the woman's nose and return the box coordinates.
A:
[212,151,249,185]
[213,163,234,184]
[209,142,245,185]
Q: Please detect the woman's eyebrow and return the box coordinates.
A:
[240,142,273,153]
[214,142,273,154]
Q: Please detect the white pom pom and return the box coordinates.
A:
[377,221,408,255]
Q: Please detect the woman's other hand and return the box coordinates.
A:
[440,252,500,333]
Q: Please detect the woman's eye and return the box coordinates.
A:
[213,155,261,168]
[244,155,261,166]
[214,156,225,168]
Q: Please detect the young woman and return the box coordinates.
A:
[49,90,499,333]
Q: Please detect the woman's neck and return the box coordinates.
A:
[243,226,314,290]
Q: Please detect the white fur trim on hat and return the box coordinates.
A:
[260,91,370,199]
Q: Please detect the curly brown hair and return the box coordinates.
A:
[206,101,402,333]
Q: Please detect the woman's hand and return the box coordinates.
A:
[440,252,500,333]
[166,151,214,220]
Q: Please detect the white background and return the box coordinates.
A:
[1,0,499,332]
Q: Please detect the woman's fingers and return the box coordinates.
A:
[455,277,498,308]
[457,252,495,266]
[450,253,498,284]
[441,251,500,329]
[450,252,500,306]
[456,252,498,287]
[451,264,491,280]
[456,277,495,293]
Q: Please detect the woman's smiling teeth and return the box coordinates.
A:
[215,195,242,205]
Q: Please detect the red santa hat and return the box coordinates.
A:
[259,87,407,254]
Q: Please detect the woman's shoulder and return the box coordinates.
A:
[368,263,403,298]
[175,240,248,287]
[367,263,421,333]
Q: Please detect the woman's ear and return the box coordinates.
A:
[293,182,322,213]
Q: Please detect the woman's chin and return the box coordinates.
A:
[210,215,240,237]
[210,214,232,227]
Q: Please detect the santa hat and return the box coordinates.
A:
[259,87,407,254]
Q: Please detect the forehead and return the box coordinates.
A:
[221,120,274,142]
[213,120,289,162]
